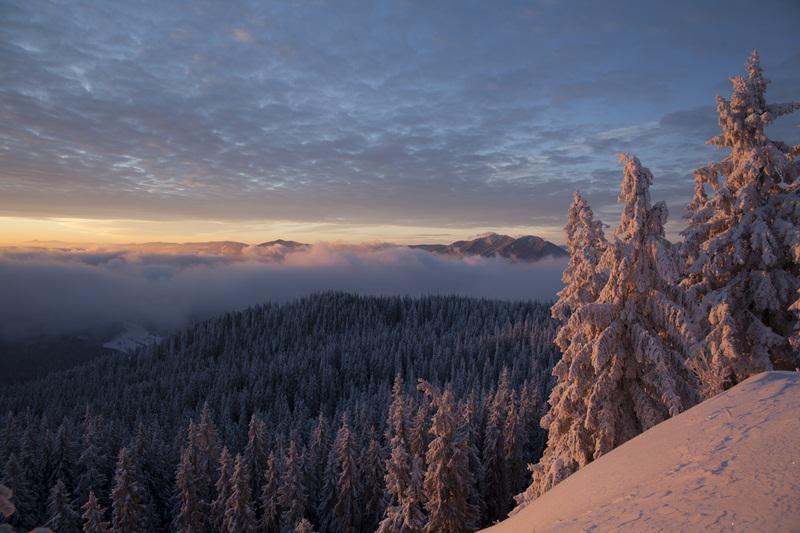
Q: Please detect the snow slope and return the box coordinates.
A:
[102,322,161,353]
[483,371,800,532]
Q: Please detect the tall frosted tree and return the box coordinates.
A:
[223,454,256,533]
[259,452,280,533]
[516,155,700,507]
[46,478,80,533]
[682,51,800,396]
[377,375,426,533]
[419,381,477,533]
[110,448,146,533]
[211,446,233,532]
[332,416,361,533]
[75,410,107,509]
[174,436,202,533]
[243,414,268,516]
[81,491,110,533]
[278,439,307,532]
[361,428,387,532]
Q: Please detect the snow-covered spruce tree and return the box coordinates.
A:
[332,416,361,533]
[361,427,387,532]
[46,478,80,533]
[294,517,316,533]
[278,438,307,532]
[75,410,107,509]
[81,491,110,533]
[223,453,256,533]
[210,446,233,531]
[259,452,279,533]
[481,369,511,521]
[243,414,268,517]
[682,51,800,396]
[173,435,202,533]
[515,155,700,508]
[551,191,608,322]
[418,381,477,533]
[110,448,146,533]
[2,453,36,530]
[377,375,426,533]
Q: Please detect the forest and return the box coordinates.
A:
[0,294,558,532]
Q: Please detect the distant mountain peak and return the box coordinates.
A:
[410,233,567,262]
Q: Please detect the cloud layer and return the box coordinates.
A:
[0,246,566,340]
[1,0,798,236]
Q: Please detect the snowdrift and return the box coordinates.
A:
[483,371,800,532]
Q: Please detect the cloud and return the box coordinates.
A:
[0,246,566,340]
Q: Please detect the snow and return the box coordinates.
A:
[484,371,800,532]
[102,322,161,353]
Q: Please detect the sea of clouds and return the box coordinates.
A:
[0,244,566,340]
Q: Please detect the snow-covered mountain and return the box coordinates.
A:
[483,371,800,532]
[411,233,567,262]
[101,322,162,354]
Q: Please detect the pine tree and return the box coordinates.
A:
[277,439,307,532]
[2,453,36,530]
[81,491,110,533]
[361,428,386,532]
[223,454,256,533]
[75,410,107,509]
[174,438,202,533]
[332,417,361,533]
[551,191,608,322]
[110,448,146,533]
[682,51,800,396]
[211,446,233,532]
[516,155,700,507]
[378,374,426,533]
[419,381,477,533]
[243,414,268,516]
[47,478,80,533]
[260,452,280,533]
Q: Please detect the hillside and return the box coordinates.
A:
[484,371,800,532]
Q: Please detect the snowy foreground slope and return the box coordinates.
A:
[484,372,800,532]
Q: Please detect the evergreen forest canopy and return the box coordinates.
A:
[0,294,558,532]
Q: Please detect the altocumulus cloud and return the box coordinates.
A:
[0,246,566,340]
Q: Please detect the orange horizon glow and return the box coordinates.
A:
[0,216,566,247]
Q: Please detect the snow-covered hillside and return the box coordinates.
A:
[102,322,161,353]
[484,371,800,532]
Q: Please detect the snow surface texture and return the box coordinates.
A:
[484,371,800,532]
[101,322,161,353]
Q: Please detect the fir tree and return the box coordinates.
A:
[110,448,146,533]
[211,447,233,532]
[46,478,80,533]
[517,155,700,507]
[419,381,477,533]
[223,454,256,533]
[682,51,800,396]
[332,417,361,533]
[260,452,280,533]
[81,491,110,533]
[278,439,307,532]
[174,437,202,533]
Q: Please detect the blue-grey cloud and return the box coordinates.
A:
[0,0,798,230]
[0,246,567,340]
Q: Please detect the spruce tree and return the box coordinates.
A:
[277,439,307,532]
[419,381,477,533]
[211,446,233,532]
[332,417,361,533]
[260,452,280,533]
[81,491,110,533]
[682,51,800,396]
[110,448,146,533]
[517,155,700,507]
[223,454,256,533]
[46,478,80,533]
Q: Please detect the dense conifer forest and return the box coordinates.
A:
[0,293,559,531]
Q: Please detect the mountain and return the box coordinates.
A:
[484,371,800,532]
[411,233,567,262]
[256,239,310,249]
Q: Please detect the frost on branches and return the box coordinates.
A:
[682,51,800,397]
[515,155,700,509]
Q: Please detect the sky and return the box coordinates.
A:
[1,0,799,245]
